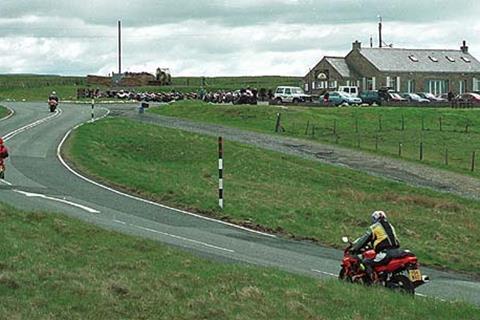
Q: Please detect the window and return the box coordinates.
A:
[311,81,315,90]
[408,55,419,62]
[275,88,284,94]
[426,80,449,96]
[428,56,438,62]
[461,56,471,63]
[446,56,455,62]
[473,78,480,92]
[305,83,309,92]
[366,77,376,90]
[285,88,292,95]
[459,80,467,94]
[407,80,416,93]
[329,81,337,88]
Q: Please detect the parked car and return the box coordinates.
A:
[416,92,448,102]
[359,90,383,106]
[324,91,362,106]
[402,93,430,104]
[338,86,360,97]
[274,86,312,104]
[378,88,407,103]
[456,93,480,105]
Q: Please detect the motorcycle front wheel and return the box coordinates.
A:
[386,274,415,295]
[338,268,352,282]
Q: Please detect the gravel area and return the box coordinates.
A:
[108,105,480,201]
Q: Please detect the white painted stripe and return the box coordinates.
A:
[4,108,62,142]
[0,106,15,122]
[134,225,235,253]
[219,198,224,208]
[311,269,337,277]
[13,190,100,214]
[56,117,276,238]
[113,219,127,225]
[218,159,223,169]
[219,179,223,189]
[0,179,12,186]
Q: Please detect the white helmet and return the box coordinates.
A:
[52,91,56,95]
[371,210,387,223]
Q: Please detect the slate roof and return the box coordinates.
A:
[358,48,480,73]
[324,57,352,78]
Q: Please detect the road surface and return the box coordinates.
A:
[1,102,479,306]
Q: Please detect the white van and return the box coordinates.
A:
[338,86,359,97]
[274,86,312,104]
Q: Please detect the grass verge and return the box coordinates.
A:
[0,202,478,319]
[65,118,480,274]
[0,105,9,119]
[150,101,480,178]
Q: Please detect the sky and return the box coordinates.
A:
[0,0,479,76]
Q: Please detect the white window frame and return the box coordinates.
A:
[396,76,401,92]
[372,77,376,90]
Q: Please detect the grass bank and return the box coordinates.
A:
[151,101,480,178]
[0,105,9,119]
[65,118,480,274]
[0,202,477,319]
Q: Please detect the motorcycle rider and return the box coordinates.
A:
[0,138,9,179]
[351,210,400,282]
[49,91,59,103]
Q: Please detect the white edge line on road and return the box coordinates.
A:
[56,109,276,239]
[311,269,337,277]
[4,108,62,142]
[134,224,235,253]
[113,219,127,225]
[0,179,12,186]
[13,189,100,214]
[0,106,15,122]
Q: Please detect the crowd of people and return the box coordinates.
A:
[77,87,274,105]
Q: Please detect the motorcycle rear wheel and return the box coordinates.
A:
[387,274,415,295]
[338,268,352,282]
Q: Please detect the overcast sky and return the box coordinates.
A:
[0,0,479,76]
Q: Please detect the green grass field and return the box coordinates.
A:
[65,118,480,274]
[0,202,477,319]
[0,105,8,119]
[151,101,480,178]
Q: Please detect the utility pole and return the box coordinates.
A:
[118,20,122,74]
[378,15,383,48]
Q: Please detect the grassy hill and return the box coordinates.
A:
[0,202,477,319]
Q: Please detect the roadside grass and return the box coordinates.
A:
[0,105,8,119]
[150,101,480,178]
[65,118,480,274]
[0,202,478,319]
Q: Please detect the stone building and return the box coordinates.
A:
[304,41,480,96]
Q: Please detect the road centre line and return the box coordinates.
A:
[3,108,62,142]
[134,224,235,253]
[56,109,276,239]
[13,190,100,214]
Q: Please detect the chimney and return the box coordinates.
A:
[461,40,469,54]
[352,40,361,51]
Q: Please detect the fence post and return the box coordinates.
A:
[357,136,361,148]
[355,118,359,133]
[445,148,449,166]
[304,120,310,135]
[311,125,316,137]
[378,115,382,132]
[375,135,379,151]
[333,119,337,135]
[401,115,405,131]
[465,124,469,133]
[439,117,443,131]
[275,113,281,132]
[218,137,224,209]
[419,142,424,161]
[472,151,476,172]
[398,143,402,157]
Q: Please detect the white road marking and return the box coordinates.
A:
[312,269,337,277]
[134,224,235,253]
[4,108,62,142]
[113,219,127,225]
[0,179,12,186]
[56,110,277,239]
[13,190,100,214]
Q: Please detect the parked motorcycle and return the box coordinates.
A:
[339,236,429,295]
[48,99,58,113]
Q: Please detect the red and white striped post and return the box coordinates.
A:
[218,137,224,209]
[91,98,95,121]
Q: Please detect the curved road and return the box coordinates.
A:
[1,102,479,307]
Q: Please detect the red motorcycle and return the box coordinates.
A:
[48,99,58,113]
[339,236,429,295]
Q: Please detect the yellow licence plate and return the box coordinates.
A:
[409,269,422,282]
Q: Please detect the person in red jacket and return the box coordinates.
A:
[0,138,9,179]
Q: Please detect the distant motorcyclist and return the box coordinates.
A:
[48,91,59,112]
[351,210,400,281]
[0,138,9,179]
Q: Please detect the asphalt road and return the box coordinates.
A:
[1,102,479,307]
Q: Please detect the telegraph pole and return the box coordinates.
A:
[118,20,122,74]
